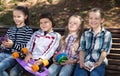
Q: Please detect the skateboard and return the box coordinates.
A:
[12,48,49,76]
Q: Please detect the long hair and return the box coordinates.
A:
[14,6,29,25]
[59,15,84,51]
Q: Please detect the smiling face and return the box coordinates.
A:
[88,11,104,29]
[13,10,27,27]
[68,16,82,33]
[40,18,53,32]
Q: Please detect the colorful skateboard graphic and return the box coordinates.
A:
[12,48,49,76]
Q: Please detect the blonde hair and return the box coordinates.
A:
[59,15,84,52]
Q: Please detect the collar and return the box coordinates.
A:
[88,27,106,34]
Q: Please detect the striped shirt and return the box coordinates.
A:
[26,29,61,60]
[3,25,33,53]
[79,27,112,64]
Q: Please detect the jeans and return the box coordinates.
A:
[0,52,17,76]
[48,63,75,76]
[74,63,105,76]
[10,63,24,76]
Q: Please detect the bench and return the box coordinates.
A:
[0,27,120,76]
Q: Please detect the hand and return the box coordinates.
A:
[52,57,59,65]
[2,39,13,48]
[94,61,102,68]
[79,60,85,68]
[34,59,42,65]
[60,59,73,65]
[24,53,33,63]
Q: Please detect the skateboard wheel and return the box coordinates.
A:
[12,52,19,58]
[42,60,49,66]
[31,64,39,72]
[21,48,28,54]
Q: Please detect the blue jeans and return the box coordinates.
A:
[48,63,75,76]
[10,63,24,76]
[0,52,17,76]
[74,63,105,76]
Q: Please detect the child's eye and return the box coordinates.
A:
[89,17,93,20]
[17,16,21,18]
[44,21,49,24]
[95,18,100,20]
[74,23,77,25]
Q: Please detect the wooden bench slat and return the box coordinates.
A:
[108,59,120,65]
[110,49,120,54]
[112,44,120,48]
[105,70,120,76]
[106,65,120,71]
[112,34,120,38]
[108,53,120,59]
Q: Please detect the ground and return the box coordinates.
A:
[0,0,120,28]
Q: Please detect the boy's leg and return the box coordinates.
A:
[0,55,17,76]
[74,63,88,76]
[10,63,24,76]
[48,63,61,76]
[90,63,105,76]
[59,64,75,76]
[0,53,8,62]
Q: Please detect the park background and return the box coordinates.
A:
[0,0,120,28]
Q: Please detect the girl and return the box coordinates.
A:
[74,8,112,76]
[48,15,84,76]
[0,6,33,76]
[10,12,61,76]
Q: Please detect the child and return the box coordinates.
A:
[48,15,84,76]
[10,12,61,76]
[74,8,112,76]
[0,6,33,76]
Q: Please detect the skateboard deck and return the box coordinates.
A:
[16,58,49,76]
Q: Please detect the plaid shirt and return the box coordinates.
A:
[61,34,79,59]
[79,27,112,64]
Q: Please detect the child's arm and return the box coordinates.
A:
[79,32,86,68]
[94,31,112,68]
[24,52,33,63]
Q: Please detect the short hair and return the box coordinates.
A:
[39,12,55,27]
[88,8,105,18]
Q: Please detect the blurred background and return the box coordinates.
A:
[0,0,120,28]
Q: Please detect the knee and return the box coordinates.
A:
[10,68,17,76]
[0,63,6,72]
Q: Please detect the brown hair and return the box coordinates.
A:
[59,15,84,52]
[14,6,29,25]
[88,7,105,18]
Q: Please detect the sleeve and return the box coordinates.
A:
[78,32,86,52]
[101,31,112,54]
[40,33,61,60]
[26,32,36,52]
[12,28,33,51]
